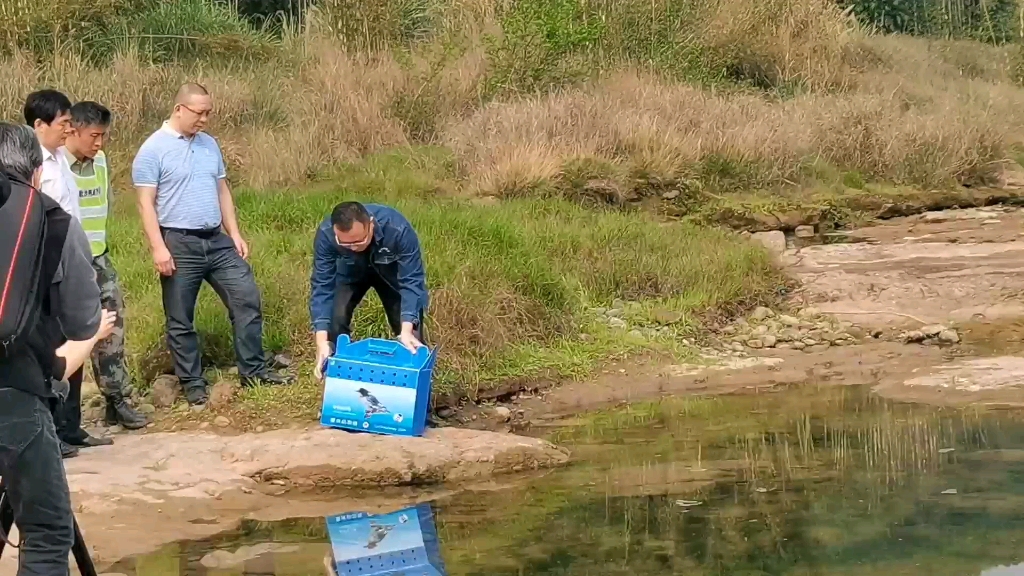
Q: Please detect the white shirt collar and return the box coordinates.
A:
[40,144,57,162]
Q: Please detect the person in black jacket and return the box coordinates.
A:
[0,122,115,576]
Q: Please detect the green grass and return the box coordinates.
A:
[107,146,783,421]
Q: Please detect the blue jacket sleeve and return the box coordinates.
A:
[309,227,337,332]
[395,226,428,324]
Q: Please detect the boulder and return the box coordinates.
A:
[751,231,786,257]
[150,375,181,409]
[208,380,240,410]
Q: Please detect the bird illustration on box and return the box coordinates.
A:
[365,515,408,550]
[357,387,390,419]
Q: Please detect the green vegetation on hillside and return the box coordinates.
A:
[110,150,780,417]
[4,0,1024,411]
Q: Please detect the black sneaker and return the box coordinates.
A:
[68,434,114,448]
[60,441,79,459]
[241,371,294,388]
[185,386,209,408]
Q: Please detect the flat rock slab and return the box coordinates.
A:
[872,355,1024,408]
[902,356,1024,393]
[65,427,569,501]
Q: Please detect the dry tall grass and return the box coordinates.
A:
[1,0,1021,196]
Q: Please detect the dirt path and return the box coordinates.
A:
[7,205,1024,575]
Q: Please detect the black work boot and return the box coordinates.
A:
[104,392,150,430]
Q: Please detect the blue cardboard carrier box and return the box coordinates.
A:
[321,335,438,437]
[326,503,446,576]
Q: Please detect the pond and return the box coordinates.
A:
[111,384,1024,576]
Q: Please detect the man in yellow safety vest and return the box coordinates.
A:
[61,101,150,437]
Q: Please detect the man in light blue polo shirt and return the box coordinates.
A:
[132,83,291,408]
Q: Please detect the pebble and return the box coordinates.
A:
[846,326,866,339]
[493,406,512,422]
[628,329,643,338]
[255,426,266,433]
[200,422,210,429]
[938,329,961,344]
[794,225,815,238]
[778,329,800,342]
[798,307,821,319]
[750,307,774,321]
[778,315,800,326]
[901,330,926,343]
[214,416,231,428]
[747,339,764,349]
[138,403,156,415]
[802,338,819,347]
[606,308,623,318]
[762,334,777,348]
[608,317,627,329]
[791,341,806,350]
[920,325,945,337]
[731,342,745,352]
[753,325,769,336]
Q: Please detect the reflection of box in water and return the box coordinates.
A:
[325,503,446,576]
[320,335,438,437]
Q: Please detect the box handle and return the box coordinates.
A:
[368,341,401,356]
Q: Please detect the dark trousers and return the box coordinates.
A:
[53,367,84,445]
[327,265,426,346]
[0,388,74,576]
[160,229,268,392]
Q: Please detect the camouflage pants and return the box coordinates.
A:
[90,253,131,398]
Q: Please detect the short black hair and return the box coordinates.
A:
[331,201,371,232]
[70,101,111,129]
[23,89,72,127]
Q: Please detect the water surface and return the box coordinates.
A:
[115,385,1024,576]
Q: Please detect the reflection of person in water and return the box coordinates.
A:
[365,514,409,549]
[358,387,390,419]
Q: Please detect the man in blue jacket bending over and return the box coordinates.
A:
[310,201,429,378]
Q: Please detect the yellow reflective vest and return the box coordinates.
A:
[72,151,110,257]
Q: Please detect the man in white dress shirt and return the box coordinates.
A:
[23,88,99,459]
[24,89,79,221]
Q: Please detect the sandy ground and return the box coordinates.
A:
[7,204,1024,574]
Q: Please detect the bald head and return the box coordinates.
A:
[174,82,209,106]
[169,82,213,137]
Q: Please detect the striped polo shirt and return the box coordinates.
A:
[131,122,226,230]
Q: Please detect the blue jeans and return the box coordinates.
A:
[0,389,74,576]
[160,228,269,393]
